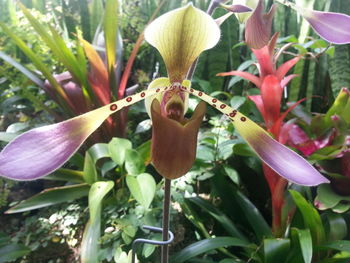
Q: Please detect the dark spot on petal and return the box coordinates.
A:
[240,117,246,122]
[126,97,132,102]
[141,92,146,97]
[198,91,203,96]
[229,111,237,118]
[212,98,217,103]
[220,104,226,109]
[156,88,160,92]
[110,104,118,111]
[212,104,217,107]
[190,88,194,93]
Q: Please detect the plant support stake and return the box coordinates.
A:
[131,179,173,263]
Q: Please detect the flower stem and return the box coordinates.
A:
[161,179,172,263]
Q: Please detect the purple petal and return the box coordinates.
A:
[238,126,329,186]
[187,87,329,186]
[224,4,252,13]
[0,106,112,181]
[297,8,350,44]
[0,87,166,180]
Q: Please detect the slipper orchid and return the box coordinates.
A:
[0,4,328,187]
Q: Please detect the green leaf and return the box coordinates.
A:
[196,145,215,162]
[289,190,326,245]
[6,184,90,213]
[0,51,44,87]
[81,181,114,263]
[230,96,246,109]
[264,238,291,263]
[0,233,9,247]
[0,22,69,106]
[325,213,347,241]
[316,184,344,210]
[126,173,156,209]
[291,228,312,263]
[88,143,110,161]
[170,237,249,263]
[88,181,114,223]
[188,197,247,241]
[231,187,272,240]
[136,140,151,164]
[48,26,88,88]
[0,132,18,143]
[84,143,110,184]
[44,168,85,183]
[90,0,104,38]
[108,137,132,166]
[330,45,350,96]
[20,4,88,91]
[233,143,256,157]
[81,220,101,263]
[223,165,240,185]
[84,151,98,184]
[143,243,156,258]
[0,244,30,263]
[316,240,350,253]
[103,0,118,90]
[125,149,145,175]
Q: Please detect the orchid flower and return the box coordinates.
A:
[0,4,328,187]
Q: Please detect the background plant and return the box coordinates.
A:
[1,0,350,262]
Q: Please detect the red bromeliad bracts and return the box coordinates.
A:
[218,0,310,236]
[218,0,350,235]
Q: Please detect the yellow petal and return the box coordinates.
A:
[144,78,190,118]
[145,3,220,82]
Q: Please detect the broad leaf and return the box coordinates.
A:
[81,181,114,263]
[0,244,30,263]
[125,149,145,175]
[264,238,291,263]
[188,197,247,241]
[108,137,132,166]
[126,173,156,209]
[6,184,90,213]
[170,237,249,263]
[45,168,85,183]
[290,190,325,245]
[291,228,312,263]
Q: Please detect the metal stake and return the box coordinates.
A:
[131,179,173,263]
[161,179,171,263]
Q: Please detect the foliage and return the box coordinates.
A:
[0,0,350,262]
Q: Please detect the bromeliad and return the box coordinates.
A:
[218,32,300,138]
[0,4,328,188]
